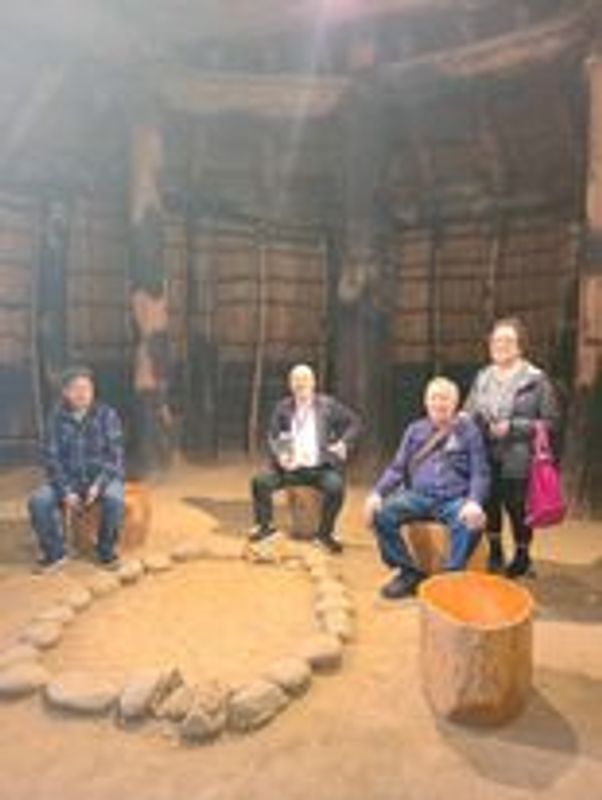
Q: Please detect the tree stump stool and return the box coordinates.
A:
[70,482,152,554]
[405,521,488,574]
[284,487,322,540]
[418,571,534,725]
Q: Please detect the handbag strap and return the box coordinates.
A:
[533,421,551,460]
[407,424,453,478]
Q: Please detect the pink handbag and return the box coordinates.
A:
[525,422,566,528]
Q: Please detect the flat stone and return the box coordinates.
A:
[116,559,145,585]
[0,663,50,697]
[315,579,350,600]
[21,621,63,649]
[119,668,182,721]
[88,574,121,598]
[315,595,355,617]
[298,634,343,672]
[171,541,208,563]
[307,564,332,581]
[0,644,40,669]
[227,679,289,732]
[263,658,312,697]
[179,680,229,743]
[154,683,195,722]
[321,611,354,643]
[36,604,76,626]
[143,553,173,573]
[46,672,120,714]
[204,538,245,561]
[64,587,93,612]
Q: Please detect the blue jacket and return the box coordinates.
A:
[374,415,490,504]
[42,402,124,498]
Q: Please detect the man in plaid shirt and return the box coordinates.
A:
[28,366,124,572]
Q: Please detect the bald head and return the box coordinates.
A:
[289,364,316,403]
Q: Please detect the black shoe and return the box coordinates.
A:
[97,554,121,571]
[314,532,344,555]
[249,525,277,543]
[487,538,505,574]
[505,551,535,579]
[380,571,424,600]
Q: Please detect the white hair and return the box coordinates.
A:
[424,376,460,406]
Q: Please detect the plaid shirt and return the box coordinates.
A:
[42,402,124,498]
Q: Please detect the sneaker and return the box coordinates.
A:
[32,555,68,575]
[314,532,344,555]
[380,570,424,600]
[249,525,277,543]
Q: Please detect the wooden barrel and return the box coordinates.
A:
[405,521,488,574]
[418,572,534,726]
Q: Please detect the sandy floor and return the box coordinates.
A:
[0,460,601,800]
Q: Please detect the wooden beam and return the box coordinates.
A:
[155,65,350,119]
[379,7,592,88]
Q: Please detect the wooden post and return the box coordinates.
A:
[335,86,389,458]
[567,52,602,515]
[36,198,70,417]
[129,122,172,475]
[248,230,268,456]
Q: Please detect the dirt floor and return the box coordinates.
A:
[0,460,601,800]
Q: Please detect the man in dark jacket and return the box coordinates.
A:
[365,377,490,599]
[250,364,361,553]
[28,366,124,572]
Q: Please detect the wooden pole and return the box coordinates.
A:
[566,51,602,516]
[248,230,268,456]
[129,122,172,475]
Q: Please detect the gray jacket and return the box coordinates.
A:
[464,362,560,479]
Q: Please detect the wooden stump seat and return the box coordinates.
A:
[70,481,152,554]
[283,486,322,540]
[418,571,534,725]
[405,521,488,574]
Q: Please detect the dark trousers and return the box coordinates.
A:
[28,480,124,562]
[485,465,532,550]
[251,466,344,538]
[373,489,482,577]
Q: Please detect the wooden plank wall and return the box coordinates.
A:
[0,193,38,461]
[386,214,579,443]
[188,221,329,452]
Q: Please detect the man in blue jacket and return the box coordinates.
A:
[365,377,490,599]
[250,364,361,554]
[28,366,124,572]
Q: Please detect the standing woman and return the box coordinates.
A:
[464,318,560,578]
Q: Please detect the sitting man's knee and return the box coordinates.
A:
[28,485,55,514]
[251,472,273,493]
[101,482,124,509]
[321,470,344,496]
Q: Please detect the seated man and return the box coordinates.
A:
[365,376,489,599]
[28,366,125,572]
[250,364,361,554]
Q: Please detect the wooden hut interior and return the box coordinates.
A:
[0,0,601,512]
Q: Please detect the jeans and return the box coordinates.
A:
[251,466,344,538]
[28,479,124,562]
[373,489,482,577]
